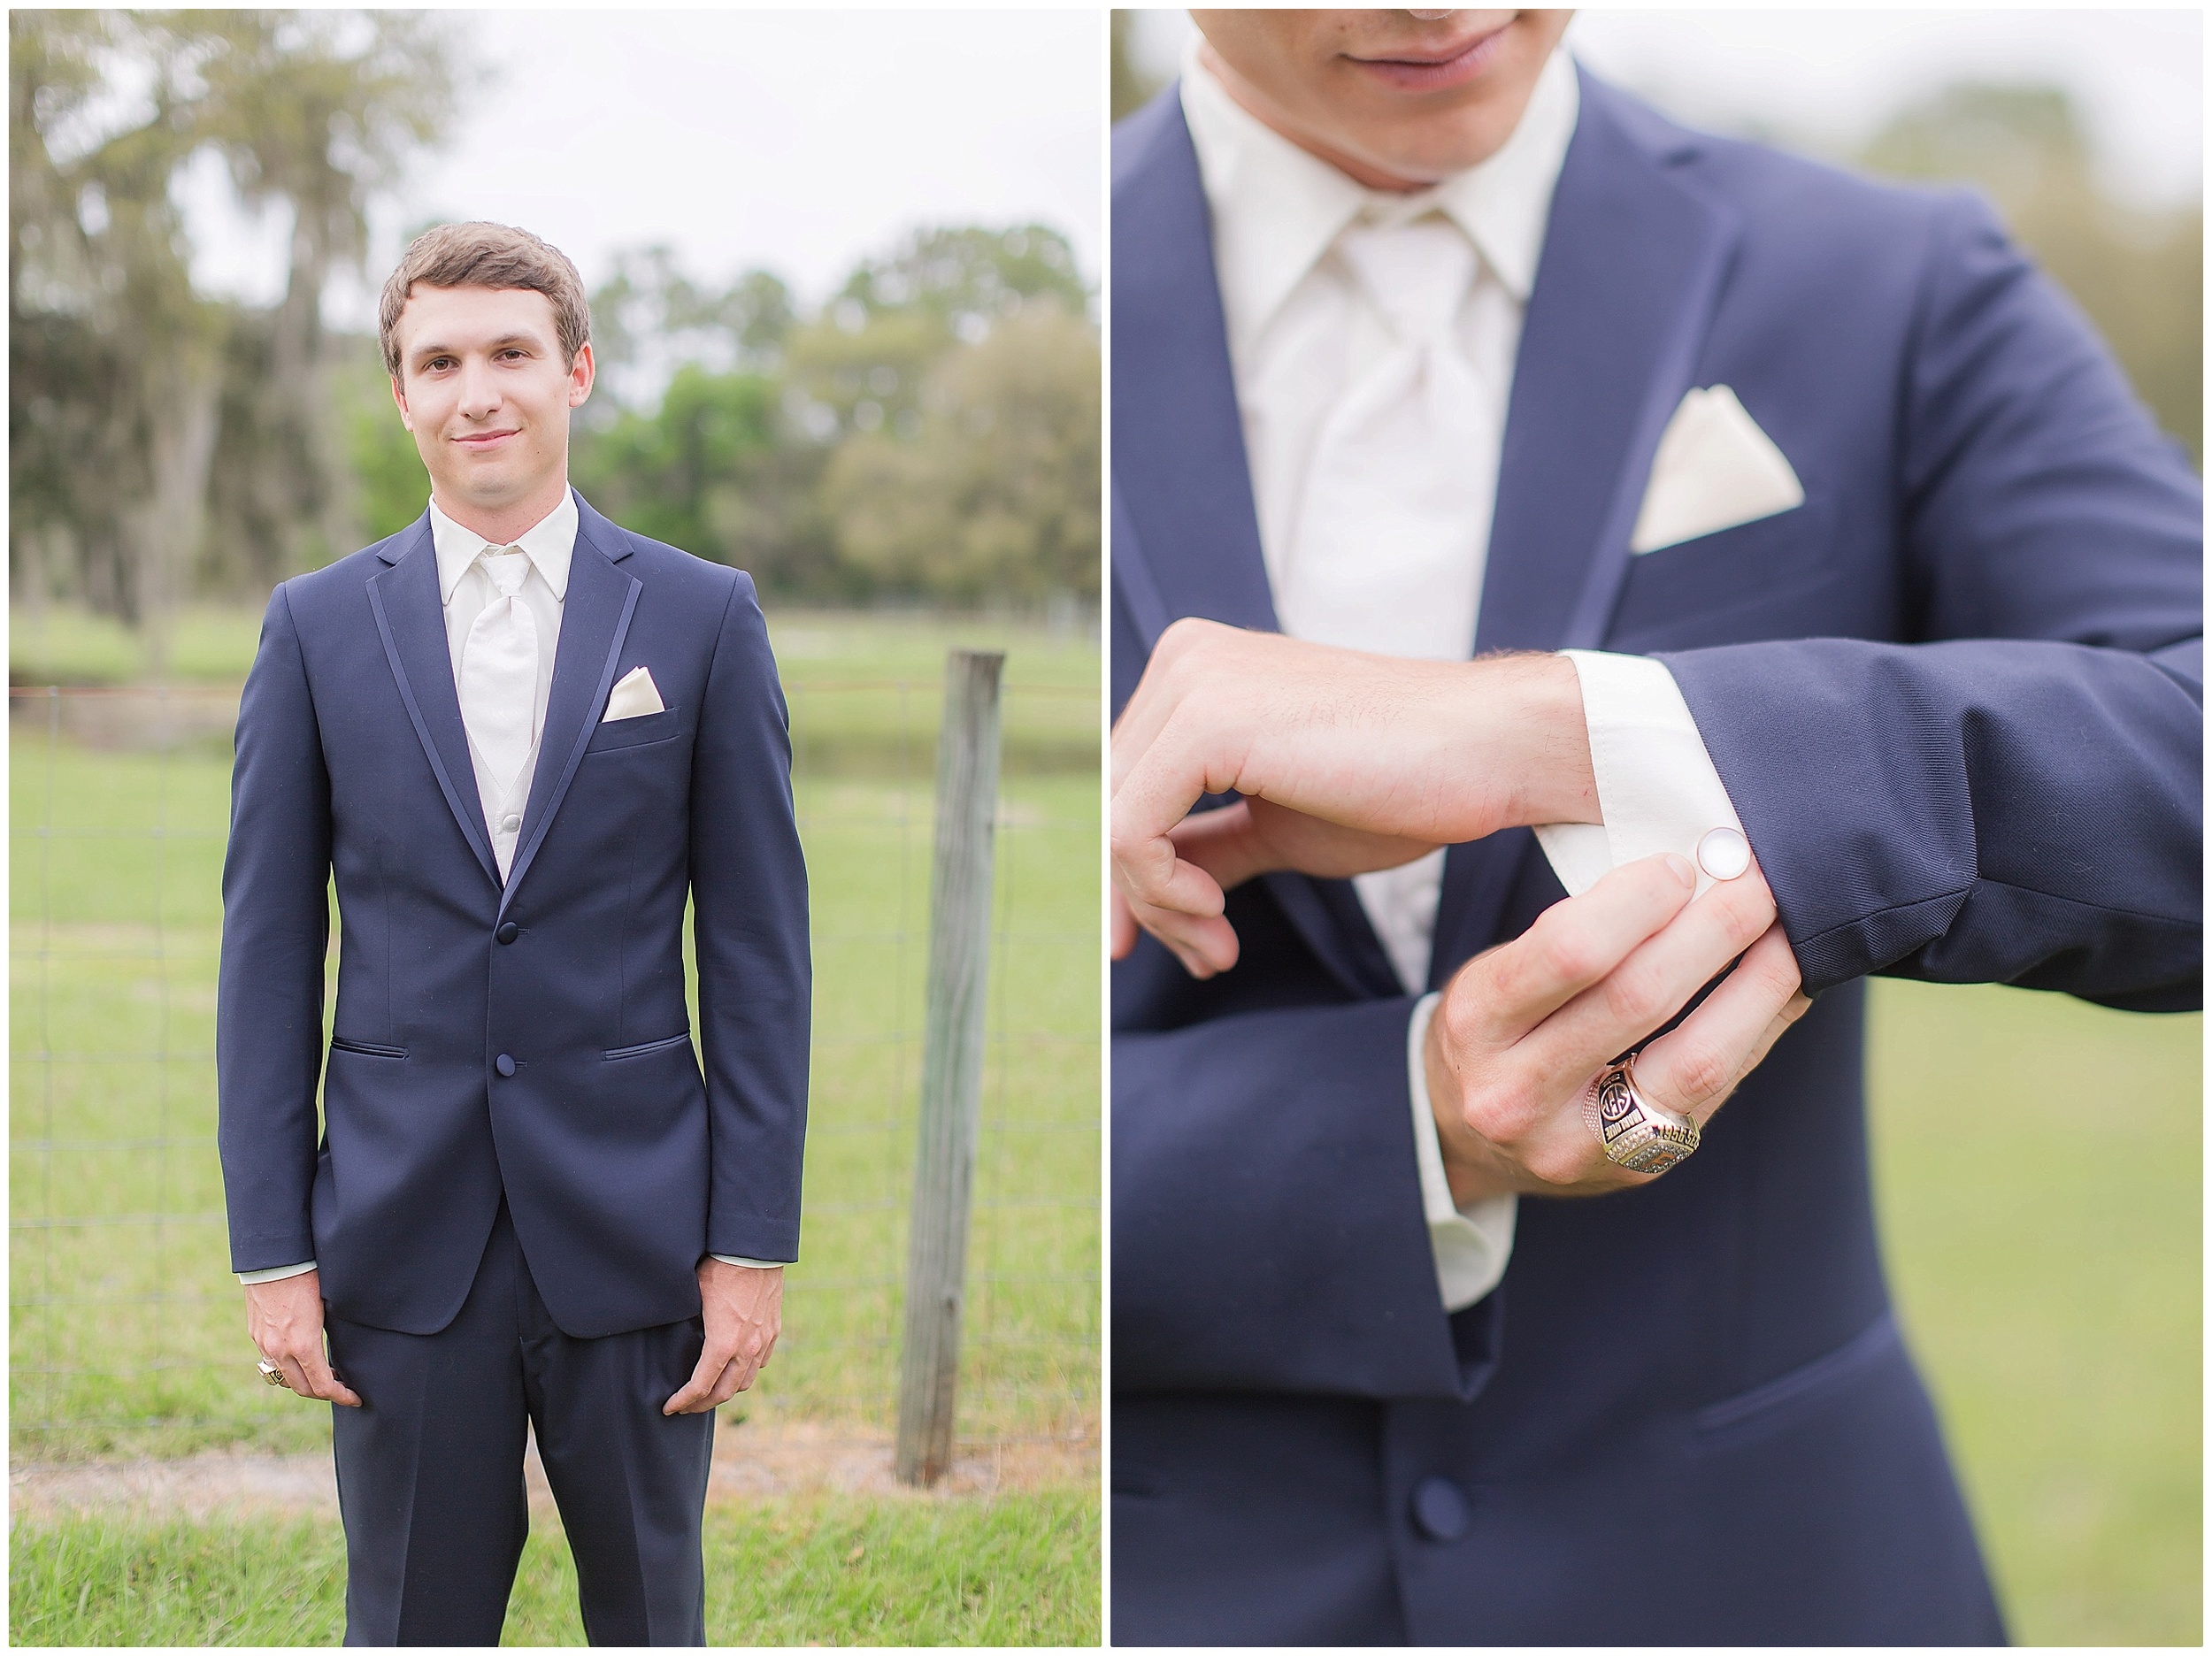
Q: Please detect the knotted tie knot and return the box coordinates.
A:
[1334,216,1478,349]
[480,545,531,598]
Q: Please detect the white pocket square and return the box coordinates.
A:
[1630,384,1805,555]
[603,665,665,722]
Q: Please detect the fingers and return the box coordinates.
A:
[664,1338,771,1415]
[1530,862,1778,1076]
[1454,854,1699,1046]
[664,1345,726,1415]
[296,1346,364,1408]
[266,1344,362,1407]
[1111,745,1238,921]
[1633,924,1809,1123]
[1110,886,1137,961]
[1121,887,1240,978]
[1109,804,1250,976]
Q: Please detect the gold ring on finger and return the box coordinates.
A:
[257,1358,294,1391]
[1585,1058,1700,1174]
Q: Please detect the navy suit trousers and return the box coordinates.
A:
[326,1205,714,1646]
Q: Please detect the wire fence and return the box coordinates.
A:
[9,665,1099,1470]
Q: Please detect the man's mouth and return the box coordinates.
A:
[455,428,519,448]
[1346,20,1513,92]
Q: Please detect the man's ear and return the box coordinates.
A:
[390,375,413,433]
[567,341,595,410]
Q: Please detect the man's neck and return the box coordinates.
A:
[432,477,572,548]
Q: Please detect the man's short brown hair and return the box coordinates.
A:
[378,221,590,378]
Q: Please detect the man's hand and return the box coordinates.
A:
[664,1260,781,1416]
[244,1270,362,1407]
[1111,794,1438,973]
[1110,620,1595,975]
[1425,853,1810,1203]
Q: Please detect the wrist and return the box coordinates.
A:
[1472,653,1596,830]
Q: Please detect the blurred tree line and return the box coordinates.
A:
[1110,16,2200,464]
[12,10,451,656]
[13,9,1100,646]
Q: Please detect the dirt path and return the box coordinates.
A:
[12,1422,1096,1523]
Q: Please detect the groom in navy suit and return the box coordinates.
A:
[1110,11,2199,1646]
[219,223,809,1645]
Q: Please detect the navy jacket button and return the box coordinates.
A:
[1411,1476,1471,1542]
[495,1054,516,1077]
[495,922,518,944]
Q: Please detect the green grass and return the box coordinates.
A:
[9,605,267,689]
[10,1490,1101,1645]
[11,617,1099,1460]
[9,602,1101,776]
[1867,978,2200,1646]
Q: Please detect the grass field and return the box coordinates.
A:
[12,1491,1101,1645]
[11,607,1101,1644]
[12,603,2202,1645]
[1867,978,2200,1646]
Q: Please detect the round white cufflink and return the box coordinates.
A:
[1696,826,1751,881]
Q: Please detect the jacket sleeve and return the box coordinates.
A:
[688,571,812,1262]
[217,585,333,1272]
[1114,987,1502,1399]
[1658,191,2202,1009]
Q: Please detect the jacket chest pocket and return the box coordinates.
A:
[585,706,682,755]
[1608,496,1843,649]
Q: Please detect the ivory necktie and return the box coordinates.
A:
[459,548,539,850]
[1280,217,1498,993]
[1279,216,1495,661]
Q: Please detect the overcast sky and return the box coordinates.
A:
[182,10,1104,326]
[1124,9,2201,211]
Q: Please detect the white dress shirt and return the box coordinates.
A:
[433,492,575,880]
[240,487,783,1283]
[1181,42,1747,1312]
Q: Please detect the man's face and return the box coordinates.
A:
[1191,9,1573,190]
[389,284,593,519]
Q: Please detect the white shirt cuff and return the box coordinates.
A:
[1532,650,1747,899]
[1408,993,1517,1314]
[238,1260,317,1285]
[710,1254,788,1269]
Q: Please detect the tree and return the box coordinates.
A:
[10,9,460,638]
[1860,84,2200,465]
[833,223,1090,338]
[188,11,457,586]
[824,300,1101,604]
[588,247,796,410]
[12,11,222,634]
[570,363,843,597]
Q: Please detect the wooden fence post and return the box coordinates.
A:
[894,648,1004,1486]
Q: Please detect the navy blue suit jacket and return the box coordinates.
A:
[1111,73,2199,1645]
[219,493,810,1340]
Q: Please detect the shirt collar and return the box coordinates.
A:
[1181,39,1580,357]
[428,487,579,605]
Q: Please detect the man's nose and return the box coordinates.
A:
[456,358,503,418]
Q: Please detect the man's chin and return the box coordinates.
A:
[434,465,543,514]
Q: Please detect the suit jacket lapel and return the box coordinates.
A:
[367,516,500,889]
[1431,72,1742,984]
[1114,91,1400,1001]
[1111,92,1279,646]
[500,493,641,920]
